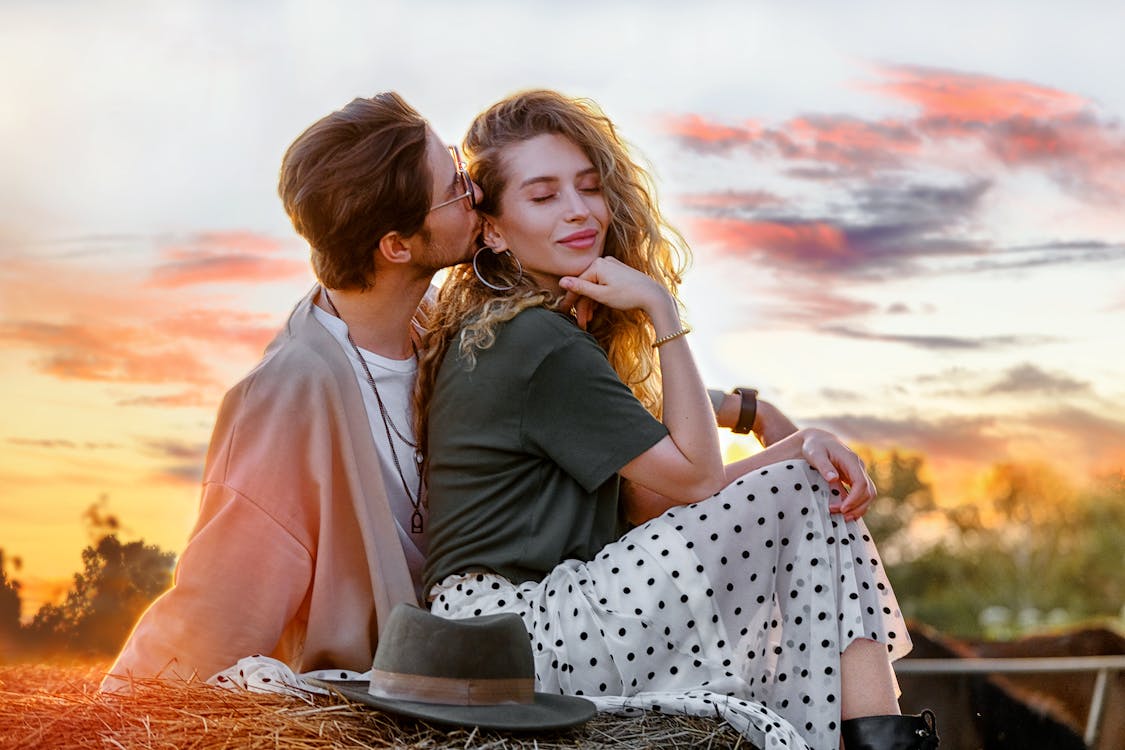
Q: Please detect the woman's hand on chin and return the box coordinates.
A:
[559,256,670,318]
[797,428,877,521]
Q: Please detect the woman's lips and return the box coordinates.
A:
[558,229,598,250]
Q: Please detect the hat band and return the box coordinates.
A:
[368,668,536,706]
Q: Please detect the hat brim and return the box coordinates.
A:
[309,678,597,731]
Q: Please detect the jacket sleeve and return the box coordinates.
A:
[100,482,313,692]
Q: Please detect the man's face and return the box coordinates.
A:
[414,130,482,271]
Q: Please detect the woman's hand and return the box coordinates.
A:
[559,256,670,320]
[798,428,877,521]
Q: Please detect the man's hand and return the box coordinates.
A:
[798,428,877,521]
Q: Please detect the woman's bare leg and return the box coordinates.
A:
[840,638,900,719]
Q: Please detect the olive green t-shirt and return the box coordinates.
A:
[422,307,668,594]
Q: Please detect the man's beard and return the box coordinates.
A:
[417,225,481,273]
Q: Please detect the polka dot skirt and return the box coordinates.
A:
[429,460,911,750]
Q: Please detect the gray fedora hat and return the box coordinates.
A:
[310,603,596,731]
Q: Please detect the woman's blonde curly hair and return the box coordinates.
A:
[414,90,691,459]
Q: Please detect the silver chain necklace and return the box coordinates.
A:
[322,290,425,534]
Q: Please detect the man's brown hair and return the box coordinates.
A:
[279,92,432,290]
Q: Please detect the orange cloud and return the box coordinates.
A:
[869,64,1087,122]
[149,231,309,288]
[659,113,762,149]
[0,232,305,402]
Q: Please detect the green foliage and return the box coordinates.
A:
[862,453,1125,638]
[24,534,175,655]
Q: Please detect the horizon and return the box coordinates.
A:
[1,1,1123,618]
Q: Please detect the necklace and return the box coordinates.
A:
[322,290,426,534]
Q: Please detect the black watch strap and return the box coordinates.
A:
[732,387,759,435]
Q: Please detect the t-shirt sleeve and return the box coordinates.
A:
[523,335,669,493]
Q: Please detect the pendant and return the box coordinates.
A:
[411,509,424,534]
[414,449,424,465]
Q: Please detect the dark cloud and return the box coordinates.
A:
[806,413,1007,462]
[818,325,1055,351]
[684,178,992,277]
[984,363,1090,395]
[6,438,121,450]
[140,439,208,462]
[139,439,208,485]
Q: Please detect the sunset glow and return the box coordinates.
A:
[1,1,1122,620]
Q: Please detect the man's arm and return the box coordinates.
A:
[708,388,799,446]
[100,485,312,692]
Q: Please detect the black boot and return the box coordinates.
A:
[841,709,939,749]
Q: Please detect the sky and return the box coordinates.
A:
[1,0,1123,615]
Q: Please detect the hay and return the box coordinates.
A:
[0,662,755,749]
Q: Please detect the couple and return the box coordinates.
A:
[103,90,936,750]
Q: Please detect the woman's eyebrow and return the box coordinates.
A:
[518,175,559,189]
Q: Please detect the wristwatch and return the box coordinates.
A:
[731,387,759,435]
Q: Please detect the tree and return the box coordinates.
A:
[0,549,22,644]
[26,534,175,654]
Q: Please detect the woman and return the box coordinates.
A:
[415,91,937,750]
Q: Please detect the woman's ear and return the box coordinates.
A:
[481,218,508,254]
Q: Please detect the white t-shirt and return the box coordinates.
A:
[312,306,427,598]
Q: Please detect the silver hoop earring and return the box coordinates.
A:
[472,247,523,291]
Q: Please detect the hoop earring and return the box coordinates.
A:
[472,247,523,291]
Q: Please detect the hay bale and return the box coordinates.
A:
[0,662,755,749]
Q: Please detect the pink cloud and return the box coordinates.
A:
[148,231,310,288]
[660,64,1125,197]
[868,64,1087,122]
[690,217,849,263]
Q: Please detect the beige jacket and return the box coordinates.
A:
[101,288,417,691]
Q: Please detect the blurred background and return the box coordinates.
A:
[1,0,1122,661]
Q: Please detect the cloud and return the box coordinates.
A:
[148,231,309,288]
[662,64,1125,199]
[807,413,1008,463]
[6,438,121,450]
[683,179,992,277]
[139,438,208,485]
[675,190,786,214]
[818,326,1055,351]
[0,320,219,386]
[0,242,297,402]
[868,64,1086,122]
[984,363,1090,395]
[752,285,879,327]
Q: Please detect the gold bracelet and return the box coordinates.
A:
[653,326,691,348]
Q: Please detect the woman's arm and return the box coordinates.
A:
[560,257,725,502]
[621,427,879,525]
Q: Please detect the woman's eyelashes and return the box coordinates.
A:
[528,184,602,204]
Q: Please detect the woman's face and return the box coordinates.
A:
[484,133,610,294]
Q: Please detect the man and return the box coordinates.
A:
[102,91,869,691]
[102,92,481,690]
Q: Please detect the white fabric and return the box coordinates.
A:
[312,305,427,598]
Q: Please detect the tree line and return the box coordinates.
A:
[1,452,1122,660]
